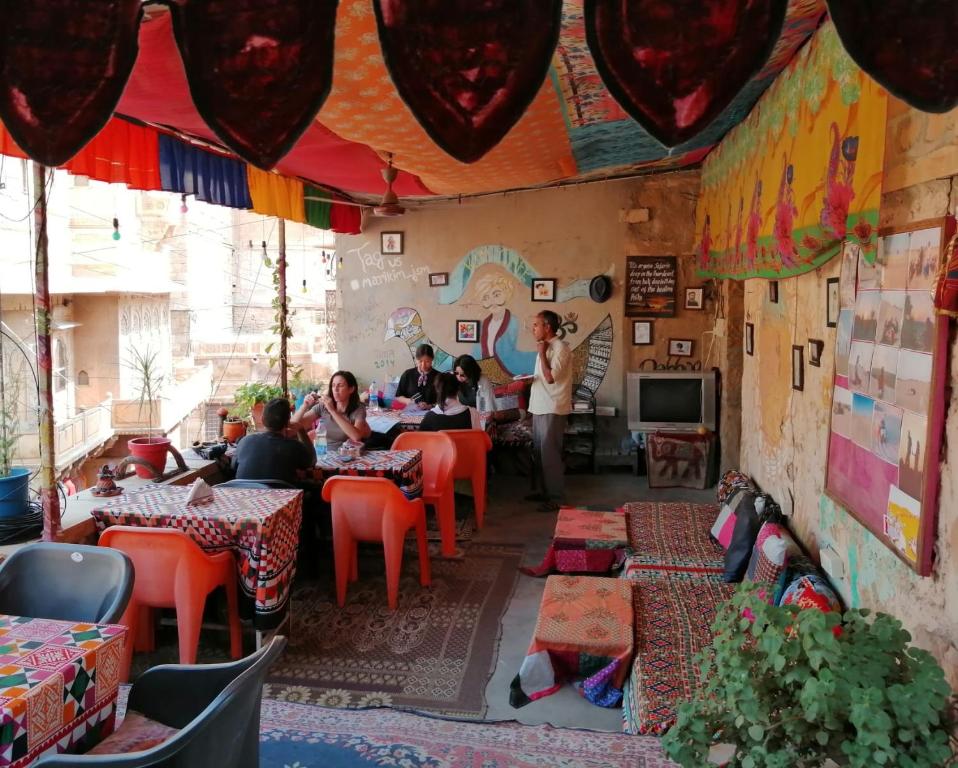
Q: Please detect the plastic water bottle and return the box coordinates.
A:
[314,424,327,457]
[368,380,378,409]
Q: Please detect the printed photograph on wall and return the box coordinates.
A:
[831,386,853,438]
[907,227,940,291]
[885,486,921,563]
[901,291,936,353]
[852,290,880,342]
[456,320,479,343]
[791,345,804,391]
[632,320,653,345]
[847,340,874,393]
[898,411,927,500]
[858,246,880,291]
[869,344,899,402]
[685,287,704,310]
[835,309,854,378]
[878,232,910,290]
[808,338,824,367]
[875,291,905,346]
[871,401,903,465]
[669,338,693,357]
[896,349,933,414]
[745,322,754,356]
[851,392,875,449]
[381,231,404,255]
[428,272,449,287]
[769,280,779,303]
[826,278,840,327]
[531,277,557,302]
[839,241,859,308]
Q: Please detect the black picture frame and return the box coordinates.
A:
[826,277,840,327]
[455,319,479,343]
[745,322,755,356]
[792,344,804,391]
[531,277,557,302]
[381,231,404,255]
[632,320,653,345]
[808,338,824,367]
[428,272,449,287]
[769,280,779,303]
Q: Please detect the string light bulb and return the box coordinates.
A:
[302,278,307,294]
[180,194,189,214]
[112,217,121,241]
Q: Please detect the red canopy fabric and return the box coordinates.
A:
[116,15,432,198]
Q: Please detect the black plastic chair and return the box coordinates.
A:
[0,542,134,624]
[217,479,297,490]
[35,636,287,767]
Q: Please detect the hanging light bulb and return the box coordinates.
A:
[261,240,268,257]
[112,217,121,241]
[180,193,189,214]
[302,278,307,294]
[338,254,343,267]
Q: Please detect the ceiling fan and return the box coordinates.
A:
[372,154,405,217]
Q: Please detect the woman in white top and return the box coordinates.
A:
[292,370,372,450]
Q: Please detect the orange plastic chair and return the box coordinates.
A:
[321,476,431,610]
[444,428,493,529]
[393,431,458,557]
[99,526,242,681]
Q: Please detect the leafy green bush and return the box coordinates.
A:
[662,583,956,768]
[231,382,284,424]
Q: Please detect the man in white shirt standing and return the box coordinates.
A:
[527,310,572,512]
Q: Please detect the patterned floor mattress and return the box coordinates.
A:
[623,501,725,576]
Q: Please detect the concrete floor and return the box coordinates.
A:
[475,469,714,732]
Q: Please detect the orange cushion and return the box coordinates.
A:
[87,711,179,755]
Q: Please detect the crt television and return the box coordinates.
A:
[626,370,717,432]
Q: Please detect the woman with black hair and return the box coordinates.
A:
[292,370,371,451]
[394,343,439,408]
[453,354,496,411]
[420,372,480,432]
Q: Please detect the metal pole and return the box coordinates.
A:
[277,218,288,398]
[32,162,61,540]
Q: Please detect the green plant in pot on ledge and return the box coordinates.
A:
[232,382,284,431]
[662,583,957,768]
[0,368,29,518]
[126,345,170,479]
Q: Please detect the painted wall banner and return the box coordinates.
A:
[625,255,676,317]
[824,217,955,577]
[695,22,888,280]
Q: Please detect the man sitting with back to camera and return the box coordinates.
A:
[231,397,315,484]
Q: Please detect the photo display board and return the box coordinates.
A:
[825,217,955,575]
[626,256,677,317]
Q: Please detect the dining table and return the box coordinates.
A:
[0,614,127,766]
[90,485,303,641]
[304,448,423,499]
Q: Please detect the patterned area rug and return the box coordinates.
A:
[265,543,524,718]
[624,501,725,574]
[260,699,678,768]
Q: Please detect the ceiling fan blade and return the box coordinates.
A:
[374,0,563,164]
[585,0,787,147]
[169,0,339,170]
[827,0,958,113]
[0,0,143,166]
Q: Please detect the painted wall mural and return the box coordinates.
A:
[695,22,888,280]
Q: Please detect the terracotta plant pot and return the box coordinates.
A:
[222,419,247,443]
[128,436,172,478]
[251,402,266,430]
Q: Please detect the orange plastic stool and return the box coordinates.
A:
[444,429,493,529]
[99,526,243,681]
[393,431,458,557]
[321,476,431,610]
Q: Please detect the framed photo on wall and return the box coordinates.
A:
[792,345,804,391]
[808,338,824,367]
[745,322,755,356]
[428,272,449,287]
[669,338,693,357]
[531,277,557,302]
[456,320,479,343]
[381,231,403,255]
[685,287,704,310]
[769,280,780,303]
[632,320,653,345]
[826,277,840,327]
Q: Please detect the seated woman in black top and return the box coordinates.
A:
[420,372,480,432]
[394,343,439,409]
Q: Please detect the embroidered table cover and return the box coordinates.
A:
[521,508,630,577]
[510,575,634,708]
[91,487,303,630]
[306,449,423,499]
[0,615,126,766]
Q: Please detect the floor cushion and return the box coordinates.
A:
[624,501,725,576]
[746,521,798,586]
[87,711,179,755]
[723,492,762,582]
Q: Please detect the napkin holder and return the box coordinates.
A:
[185,478,215,506]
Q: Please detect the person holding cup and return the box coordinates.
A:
[292,370,371,451]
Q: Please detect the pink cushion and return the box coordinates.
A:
[710,503,737,550]
[746,522,797,586]
[87,711,179,755]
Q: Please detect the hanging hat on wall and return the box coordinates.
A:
[589,275,612,303]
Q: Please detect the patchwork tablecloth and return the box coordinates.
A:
[623,501,725,576]
[521,508,629,577]
[510,576,633,708]
[91,486,303,630]
[0,615,126,766]
[306,449,423,499]
[623,572,735,735]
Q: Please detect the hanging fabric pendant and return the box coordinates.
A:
[827,0,958,113]
[373,0,563,164]
[0,0,143,166]
[168,0,339,169]
[112,217,121,241]
[585,0,788,147]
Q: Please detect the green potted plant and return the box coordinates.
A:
[126,345,171,478]
[232,382,284,430]
[662,583,957,768]
[0,367,29,518]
